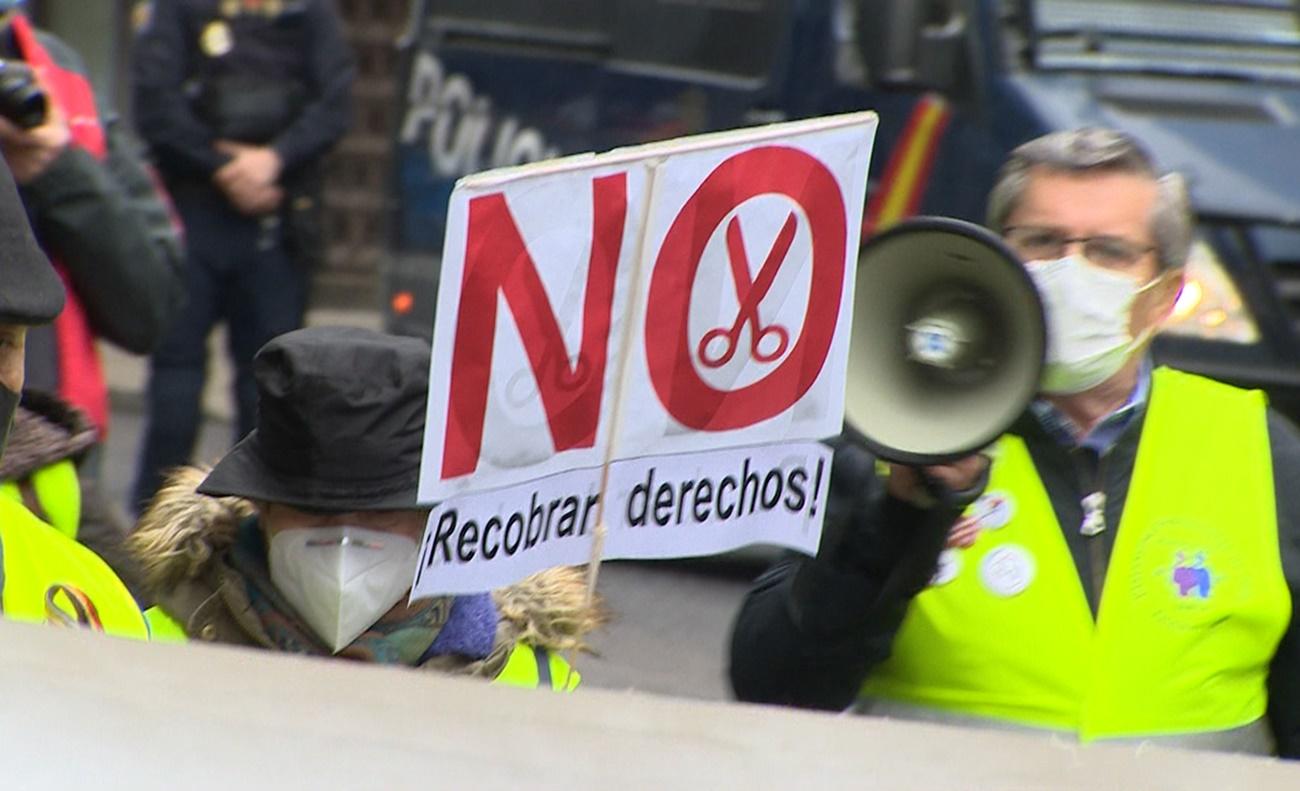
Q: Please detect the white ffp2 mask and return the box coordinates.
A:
[1027,254,1164,395]
[268,526,418,653]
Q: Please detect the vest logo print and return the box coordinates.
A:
[1172,551,1212,599]
[44,584,105,631]
[1131,519,1241,631]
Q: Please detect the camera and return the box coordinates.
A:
[0,60,46,129]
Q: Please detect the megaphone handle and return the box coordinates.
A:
[918,458,990,510]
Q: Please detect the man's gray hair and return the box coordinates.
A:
[986,128,1192,270]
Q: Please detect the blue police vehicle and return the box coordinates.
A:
[387,0,1300,417]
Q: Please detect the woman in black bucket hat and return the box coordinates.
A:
[129,325,603,688]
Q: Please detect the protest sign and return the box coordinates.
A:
[414,442,831,596]
[415,113,876,595]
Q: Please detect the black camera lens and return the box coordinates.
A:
[0,61,47,129]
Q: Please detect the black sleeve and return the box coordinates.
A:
[1266,409,1300,759]
[131,0,228,178]
[728,433,961,710]
[270,0,355,173]
[20,39,185,354]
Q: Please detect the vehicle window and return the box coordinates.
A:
[1029,0,1300,83]
[607,0,792,88]
[426,0,610,44]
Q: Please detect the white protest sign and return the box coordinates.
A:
[420,113,875,500]
[421,160,646,494]
[611,124,870,459]
[414,441,830,595]
[413,113,875,597]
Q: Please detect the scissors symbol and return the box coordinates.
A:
[697,212,798,369]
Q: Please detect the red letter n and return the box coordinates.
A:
[441,173,627,479]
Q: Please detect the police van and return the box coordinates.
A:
[388,0,1300,418]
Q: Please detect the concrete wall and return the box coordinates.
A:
[1,618,1298,789]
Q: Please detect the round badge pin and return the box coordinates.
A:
[929,549,962,587]
[979,544,1035,597]
[200,21,234,57]
[972,491,1013,530]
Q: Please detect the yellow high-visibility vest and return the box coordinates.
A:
[144,605,189,643]
[493,642,582,691]
[0,497,148,639]
[862,368,1290,742]
[0,459,81,540]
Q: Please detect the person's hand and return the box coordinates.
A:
[214,140,282,187]
[0,99,70,184]
[213,141,284,216]
[887,453,990,509]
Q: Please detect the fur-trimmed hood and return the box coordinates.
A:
[0,390,97,480]
[128,466,606,658]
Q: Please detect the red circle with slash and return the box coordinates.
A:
[645,145,848,430]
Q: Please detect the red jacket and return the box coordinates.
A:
[10,14,182,436]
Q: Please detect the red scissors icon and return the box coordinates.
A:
[697,212,798,368]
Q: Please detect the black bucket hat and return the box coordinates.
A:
[0,154,63,324]
[197,326,432,511]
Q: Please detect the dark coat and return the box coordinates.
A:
[14,28,185,395]
[131,0,355,183]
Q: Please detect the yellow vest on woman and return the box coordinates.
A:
[0,496,148,639]
[861,368,1290,742]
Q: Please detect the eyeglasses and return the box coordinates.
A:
[1003,226,1156,269]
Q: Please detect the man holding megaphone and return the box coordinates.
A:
[729,127,1300,758]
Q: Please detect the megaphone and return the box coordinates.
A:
[845,217,1046,465]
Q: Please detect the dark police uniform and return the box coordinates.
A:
[130,0,354,509]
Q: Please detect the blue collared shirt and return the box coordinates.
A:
[1030,359,1152,455]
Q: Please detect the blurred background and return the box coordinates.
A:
[29,0,1300,701]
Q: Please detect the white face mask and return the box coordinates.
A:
[268,526,419,653]
[1026,253,1165,395]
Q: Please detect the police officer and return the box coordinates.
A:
[130,0,355,510]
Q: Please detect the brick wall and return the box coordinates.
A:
[316,0,410,309]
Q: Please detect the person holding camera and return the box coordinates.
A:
[728,128,1300,758]
[129,0,355,512]
[0,3,184,445]
[0,2,184,593]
